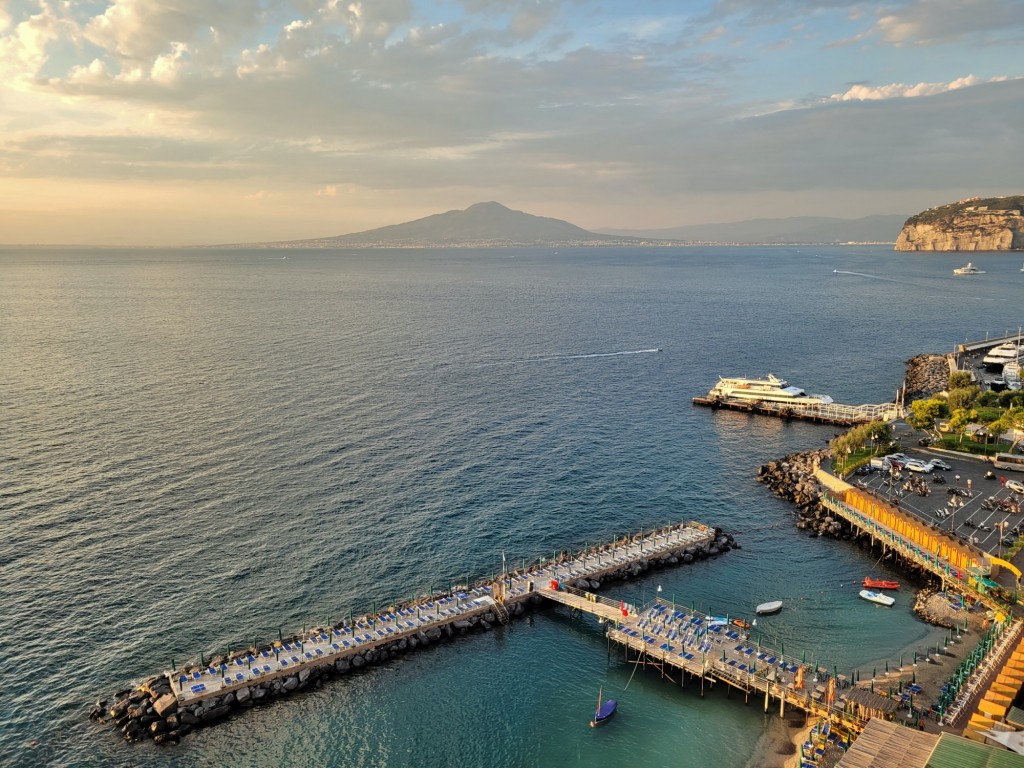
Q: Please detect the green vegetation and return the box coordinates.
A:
[906,398,947,432]
[948,371,973,390]
[830,420,891,473]
[906,195,1024,226]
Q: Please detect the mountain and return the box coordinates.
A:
[895,196,1024,251]
[254,202,645,248]
[599,214,908,244]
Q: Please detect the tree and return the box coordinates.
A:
[948,408,974,443]
[949,371,974,390]
[947,386,981,413]
[907,399,944,432]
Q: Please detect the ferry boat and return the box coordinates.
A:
[953,262,985,275]
[707,374,834,406]
[983,342,1023,370]
[862,577,900,590]
[859,589,895,607]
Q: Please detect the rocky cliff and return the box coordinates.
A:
[895,195,1024,251]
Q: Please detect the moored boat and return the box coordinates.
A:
[862,577,900,590]
[859,589,895,606]
[707,374,833,406]
[732,618,750,629]
[755,600,783,615]
[590,688,617,727]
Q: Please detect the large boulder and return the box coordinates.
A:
[201,705,231,723]
[152,693,178,718]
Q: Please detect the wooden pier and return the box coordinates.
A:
[168,521,717,706]
[544,585,875,737]
[692,396,903,426]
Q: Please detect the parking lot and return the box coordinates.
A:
[850,446,1024,560]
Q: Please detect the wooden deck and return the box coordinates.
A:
[544,586,870,735]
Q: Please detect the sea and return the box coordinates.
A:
[2,245,1023,768]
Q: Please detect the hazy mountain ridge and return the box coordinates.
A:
[599,214,908,244]
[221,203,909,249]
[245,202,646,248]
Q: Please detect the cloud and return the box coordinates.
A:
[830,74,987,101]
[872,0,1024,46]
[316,184,338,196]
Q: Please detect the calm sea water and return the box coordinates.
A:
[3,245,1023,767]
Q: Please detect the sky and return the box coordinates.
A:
[0,0,1022,245]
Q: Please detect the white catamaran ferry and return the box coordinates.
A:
[708,374,834,406]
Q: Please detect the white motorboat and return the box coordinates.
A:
[708,374,833,406]
[859,589,895,607]
[755,600,783,615]
[953,262,985,275]
[982,342,1023,370]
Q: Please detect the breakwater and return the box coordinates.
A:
[903,354,951,402]
[91,521,735,747]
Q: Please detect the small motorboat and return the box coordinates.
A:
[862,577,900,590]
[590,688,617,727]
[732,618,750,629]
[953,262,985,275]
[755,600,783,615]
[859,589,895,607]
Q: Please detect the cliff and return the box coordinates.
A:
[894,195,1024,251]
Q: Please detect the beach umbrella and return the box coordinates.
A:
[885,660,889,673]
[201,651,205,667]
[722,649,727,662]
[912,671,916,685]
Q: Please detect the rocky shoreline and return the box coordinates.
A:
[903,354,950,402]
[757,450,958,628]
[91,528,737,746]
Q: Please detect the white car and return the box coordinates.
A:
[904,459,933,473]
[929,459,952,471]
[1007,479,1024,494]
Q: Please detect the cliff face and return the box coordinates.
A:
[895,196,1024,251]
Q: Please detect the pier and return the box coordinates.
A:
[692,396,903,426]
[546,585,881,738]
[167,521,718,707]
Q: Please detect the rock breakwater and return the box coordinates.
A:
[92,525,735,747]
[903,354,950,402]
[756,449,854,539]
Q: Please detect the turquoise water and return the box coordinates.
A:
[3,245,1022,767]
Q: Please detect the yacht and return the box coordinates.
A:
[953,262,985,275]
[707,374,834,406]
[983,342,1023,370]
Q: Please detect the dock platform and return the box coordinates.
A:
[168,521,716,706]
[693,396,903,426]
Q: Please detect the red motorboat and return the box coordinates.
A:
[862,577,900,590]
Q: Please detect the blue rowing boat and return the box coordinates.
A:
[590,688,617,727]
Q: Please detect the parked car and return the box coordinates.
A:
[904,459,933,473]
[929,459,952,471]
[886,453,909,463]
[1007,479,1024,494]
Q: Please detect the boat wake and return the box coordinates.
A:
[451,348,662,370]
[564,348,660,360]
[832,270,905,283]
[833,269,1010,301]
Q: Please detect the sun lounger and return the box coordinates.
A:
[280,659,289,667]
[738,664,747,672]
[191,684,206,694]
